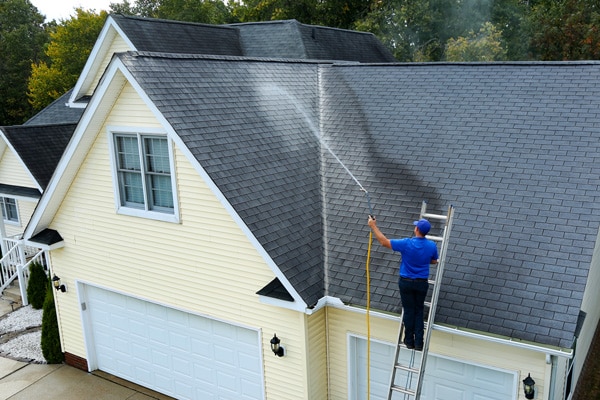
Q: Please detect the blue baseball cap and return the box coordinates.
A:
[413,219,431,235]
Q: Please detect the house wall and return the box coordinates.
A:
[0,147,39,237]
[574,226,600,389]
[325,306,552,400]
[0,147,37,188]
[306,308,328,399]
[48,82,314,399]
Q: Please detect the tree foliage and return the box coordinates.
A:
[0,0,48,124]
[528,0,600,60]
[27,8,107,111]
[41,280,64,364]
[26,261,48,309]
[446,22,507,61]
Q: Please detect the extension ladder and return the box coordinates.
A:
[387,202,455,400]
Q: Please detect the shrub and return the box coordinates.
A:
[26,261,47,309]
[41,281,64,364]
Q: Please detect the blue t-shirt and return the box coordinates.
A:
[390,237,438,279]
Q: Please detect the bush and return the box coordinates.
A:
[26,261,47,309]
[41,281,64,364]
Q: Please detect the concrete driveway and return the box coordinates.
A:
[0,349,172,400]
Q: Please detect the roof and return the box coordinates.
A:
[110,15,396,62]
[116,53,600,349]
[24,89,84,126]
[111,14,243,56]
[0,123,77,189]
[231,19,397,62]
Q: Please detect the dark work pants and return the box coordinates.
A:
[399,278,429,347]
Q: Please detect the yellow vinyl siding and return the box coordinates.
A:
[306,308,328,399]
[0,147,37,188]
[326,306,549,400]
[85,34,131,98]
[48,81,313,399]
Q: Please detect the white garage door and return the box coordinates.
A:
[350,336,516,400]
[84,286,264,400]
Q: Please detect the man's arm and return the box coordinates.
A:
[368,216,391,249]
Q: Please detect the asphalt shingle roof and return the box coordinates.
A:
[1,123,77,189]
[24,89,83,126]
[118,52,600,349]
[112,15,396,62]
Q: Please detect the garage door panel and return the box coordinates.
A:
[85,286,263,400]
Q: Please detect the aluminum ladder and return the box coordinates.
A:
[387,202,455,400]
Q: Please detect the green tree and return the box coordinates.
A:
[26,261,48,309]
[28,8,107,112]
[528,0,600,60]
[446,22,507,61]
[41,280,64,364]
[0,0,48,124]
[112,0,233,23]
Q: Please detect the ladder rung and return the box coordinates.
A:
[395,364,421,374]
[425,234,444,242]
[424,301,431,308]
[421,212,447,221]
[427,279,436,285]
[391,385,417,396]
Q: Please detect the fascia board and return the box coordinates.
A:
[0,128,43,192]
[25,58,127,239]
[68,15,136,108]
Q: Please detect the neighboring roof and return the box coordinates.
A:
[24,89,84,126]
[111,14,243,56]
[0,183,40,199]
[0,123,77,190]
[231,19,397,62]
[70,15,396,106]
[28,228,63,246]
[110,15,396,62]
[114,53,600,349]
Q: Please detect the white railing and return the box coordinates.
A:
[0,236,44,306]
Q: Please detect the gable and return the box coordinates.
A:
[0,145,37,189]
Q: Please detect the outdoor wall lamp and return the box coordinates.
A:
[523,373,535,399]
[52,274,67,293]
[270,334,284,357]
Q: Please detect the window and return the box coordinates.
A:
[0,197,19,223]
[112,132,177,220]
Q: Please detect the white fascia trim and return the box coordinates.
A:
[0,130,43,192]
[68,15,136,108]
[25,58,126,239]
[313,296,573,358]
[116,62,310,313]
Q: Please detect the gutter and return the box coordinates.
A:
[309,296,573,359]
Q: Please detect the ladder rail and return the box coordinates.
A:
[387,202,454,400]
[413,204,454,398]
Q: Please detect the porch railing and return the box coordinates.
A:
[0,236,44,306]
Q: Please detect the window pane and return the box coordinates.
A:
[120,171,144,207]
[149,175,174,209]
[0,197,18,222]
[117,136,141,171]
[144,137,170,174]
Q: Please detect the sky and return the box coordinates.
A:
[30,0,114,22]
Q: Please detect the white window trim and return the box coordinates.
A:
[107,127,179,223]
[0,196,20,226]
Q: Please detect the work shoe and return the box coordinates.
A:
[403,340,415,349]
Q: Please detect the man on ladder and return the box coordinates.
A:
[367,216,439,351]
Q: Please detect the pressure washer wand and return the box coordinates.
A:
[361,188,374,218]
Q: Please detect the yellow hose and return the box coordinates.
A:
[366,231,373,400]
